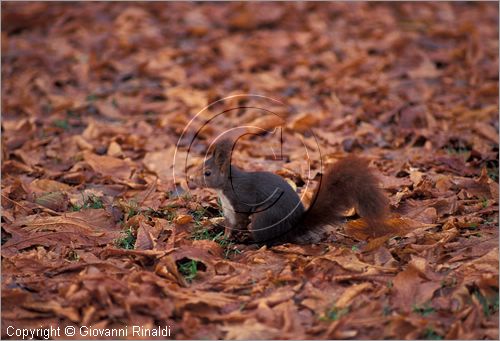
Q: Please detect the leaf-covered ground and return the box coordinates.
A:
[1,2,499,340]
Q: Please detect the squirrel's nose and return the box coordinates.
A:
[187,174,197,189]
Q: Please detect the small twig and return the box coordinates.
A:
[1,193,32,212]
[2,193,65,216]
[139,177,158,206]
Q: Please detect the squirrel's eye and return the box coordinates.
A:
[204,170,211,176]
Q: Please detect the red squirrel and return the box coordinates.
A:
[190,139,389,245]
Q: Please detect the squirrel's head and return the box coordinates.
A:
[189,139,233,189]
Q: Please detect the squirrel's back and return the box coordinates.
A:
[225,169,305,242]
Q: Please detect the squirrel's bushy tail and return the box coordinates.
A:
[260,155,389,245]
[302,155,388,230]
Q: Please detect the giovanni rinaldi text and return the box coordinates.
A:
[6,325,172,339]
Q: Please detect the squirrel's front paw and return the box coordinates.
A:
[223,227,233,239]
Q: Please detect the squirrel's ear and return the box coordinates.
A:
[213,138,233,171]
